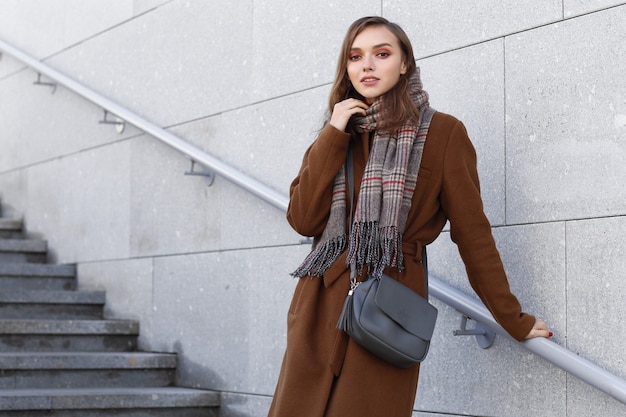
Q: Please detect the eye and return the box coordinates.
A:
[376,51,391,58]
[349,54,362,61]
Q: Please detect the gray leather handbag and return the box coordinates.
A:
[336,264,438,368]
[336,146,438,368]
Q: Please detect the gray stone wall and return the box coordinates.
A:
[1,1,625,416]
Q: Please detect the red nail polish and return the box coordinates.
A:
[548,332,554,337]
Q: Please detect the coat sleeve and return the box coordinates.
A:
[287,124,351,237]
[439,120,535,341]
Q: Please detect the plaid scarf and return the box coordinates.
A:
[293,69,435,278]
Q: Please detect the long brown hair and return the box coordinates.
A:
[328,16,420,133]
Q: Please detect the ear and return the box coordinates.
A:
[400,61,408,75]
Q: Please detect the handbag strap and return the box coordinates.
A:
[345,145,429,299]
[346,146,358,290]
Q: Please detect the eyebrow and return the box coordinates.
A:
[350,42,394,51]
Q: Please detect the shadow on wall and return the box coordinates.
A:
[173,341,272,417]
[173,340,225,389]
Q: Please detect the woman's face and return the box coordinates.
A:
[347,25,407,104]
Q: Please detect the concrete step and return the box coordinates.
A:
[0,218,22,239]
[0,263,76,291]
[0,352,177,389]
[0,290,105,319]
[0,387,220,416]
[0,319,138,352]
[0,238,47,263]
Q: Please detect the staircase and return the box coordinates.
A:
[0,201,220,416]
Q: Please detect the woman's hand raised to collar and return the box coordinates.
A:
[330,98,368,132]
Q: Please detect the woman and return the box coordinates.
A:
[268,16,552,417]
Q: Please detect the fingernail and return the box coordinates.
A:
[548,332,554,337]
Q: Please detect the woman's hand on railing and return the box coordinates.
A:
[524,318,553,339]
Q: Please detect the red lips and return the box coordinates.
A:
[360,76,379,85]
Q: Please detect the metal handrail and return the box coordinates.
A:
[430,277,626,404]
[1,38,625,405]
[0,39,289,213]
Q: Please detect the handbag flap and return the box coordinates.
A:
[375,274,438,340]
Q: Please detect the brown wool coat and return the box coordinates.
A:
[268,112,535,417]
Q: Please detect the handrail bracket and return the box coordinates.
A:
[98,110,125,133]
[33,73,57,93]
[185,159,215,186]
[453,314,496,349]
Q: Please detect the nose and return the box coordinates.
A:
[362,55,374,71]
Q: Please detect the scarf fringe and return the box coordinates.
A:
[347,221,379,269]
[380,226,404,271]
[292,236,346,278]
[347,223,404,278]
